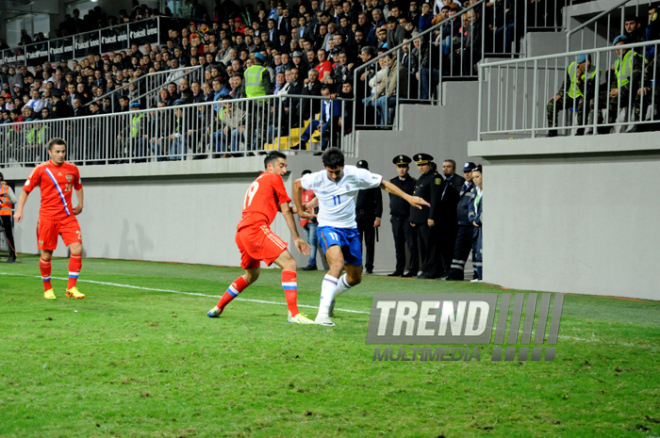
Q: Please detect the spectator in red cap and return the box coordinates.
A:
[233,17,246,34]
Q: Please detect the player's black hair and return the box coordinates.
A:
[0,172,3,182]
[264,150,286,169]
[301,169,312,175]
[321,147,344,168]
[47,137,67,151]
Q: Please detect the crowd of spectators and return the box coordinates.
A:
[0,0,559,114]
[0,0,605,161]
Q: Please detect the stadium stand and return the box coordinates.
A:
[1,0,659,167]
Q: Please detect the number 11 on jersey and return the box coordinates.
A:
[332,195,341,205]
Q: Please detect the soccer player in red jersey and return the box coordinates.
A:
[13,138,85,300]
[207,151,315,324]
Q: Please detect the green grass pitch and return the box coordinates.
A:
[1,255,659,437]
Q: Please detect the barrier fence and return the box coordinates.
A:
[478,40,660,139]
[86,65,205,112]
[0,94,351,166]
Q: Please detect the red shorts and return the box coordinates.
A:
[37,215,82,251]
[235,225,288,269]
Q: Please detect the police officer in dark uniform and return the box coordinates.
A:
[388,155,419,277]
[436,162,461,278]
[409,153,445,279]
[355,160,383,274]
[446,162,477,280]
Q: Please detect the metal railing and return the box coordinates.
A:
[348,0,566,134]
[351,0,488,134]
[478,40,659,139]
[85,66,205,112]
[0,94,353,167]
[0,16,188,67]
[566,0,651,52]
[526,0,575,32]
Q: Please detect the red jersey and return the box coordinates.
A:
[23,160,82,221]
[299,188,315,227]
[315,60,333,81]
[237,172,291,231]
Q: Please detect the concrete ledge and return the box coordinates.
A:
[0,155,267,182]
[469,132,660,159]
[566,0,628,17]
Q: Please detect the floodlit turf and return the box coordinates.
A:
[1,255,659,438]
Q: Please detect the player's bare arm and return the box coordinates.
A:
[292,179,315,220]
[73,187,84,215]
[380,180,430,210]
[303,196,319,211]
[280,201,311,256]
[13,190,30,223]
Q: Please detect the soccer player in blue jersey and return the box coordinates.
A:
[293,148,429,326]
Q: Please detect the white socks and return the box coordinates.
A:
[318,274,351,317]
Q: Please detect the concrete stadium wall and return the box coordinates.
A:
[468,132,660,301]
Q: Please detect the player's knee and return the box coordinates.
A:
[349,275,362,286]
[329,260,344,271]
[285,260,297,271]
[244,271,259,284]
[69,243,83,255]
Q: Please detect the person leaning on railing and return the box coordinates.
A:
[116,102,149,162]
[600,36,644,130]
[453,8,482,76]
[376,53,408,125]
[547,54,600,137]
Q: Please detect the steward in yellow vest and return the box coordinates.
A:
[605,35,644,125]
[547,54,600,136]
[244,53,273,150]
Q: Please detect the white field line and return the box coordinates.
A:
[0,272,367,314]
[1,272,655,349]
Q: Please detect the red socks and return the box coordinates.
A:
[67,254,82,290]
[215,271,300,316]
[282,269,300,317]
[217,276,250,310]
[40,258,52,292]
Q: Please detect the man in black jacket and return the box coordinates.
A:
[388,155,419,277]
[434,159,461,278]
[355,160,383,274]
[446,162,477,280]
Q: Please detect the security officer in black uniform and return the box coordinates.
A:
[355,160,383,274]
[436,162,461,278]
[446,162,477,280]
[409,153,445,279]
[388,155,419,277]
